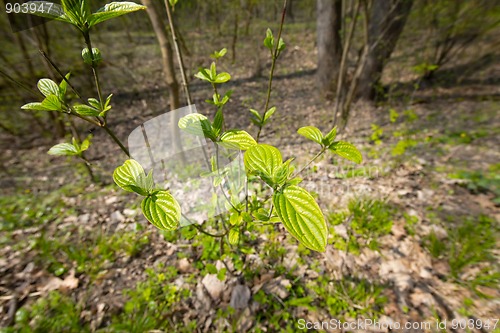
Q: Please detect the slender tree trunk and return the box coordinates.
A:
[316,0,343,98]
[141,0,185,164]
[142,0,180,112]
[356,0,413,100]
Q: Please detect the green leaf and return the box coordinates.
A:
[249,109,262,122]
[81,135,92,152]
[277,38,286,53]
[61,0,91,26]
[220,130,257,150]
[244,144,282,180]
[141,191,181,231]
[22,2,69,23]
[210,48,227,59]
[21,102,50,111]
[329,141,363,164]
[178,113,215,140]
[228,228,239,245]
[212,109,223,136]
[274,158,293,186]
[82,48,102,66]
[73,104,100,116]
[214,72,231,84]
[322,126,337,146]
[264,28,274,51]
[41,95,62,111]
[169,0,179,8]
[88,98,100,109]
[297,126,323,145]
[210,62,217,81]
[37,79,60,98]
[113,159,147,194]
[104,94,113,109]
[59,73,71,97]
[263,106,276,123]
[89,2,146,26]
[48,142,79,156]
[273,185,327,252]
[194,68,212,82]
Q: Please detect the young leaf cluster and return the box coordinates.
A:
[113,160,181,231]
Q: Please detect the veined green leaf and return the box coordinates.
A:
[210,48,227,59]
[277,38,286,53]
[244,144,282,179]
[23,2,69,22]
[37,78,60,98]
[263,106,276,123]
[141,191,180,231]
[41,95,62,111]
[89,2,146,26]
[21,102,50,111]
[59,73,71,97]
[80,135,92,152]
[178,113,215,140]
[323,126,337,146]
[273,185,327,252]
[62,0,91,27]
[274,158,293,186]
[264,28,274,51]
[194,68,212,82]
[298,126,323,145]
[249,109,262,122]
[220,130,257,150]
[113,159,146,194]
[88,98,100,109]
[228,228,240,245]
[82,47,102,66]
[48,142,79,156]
[329,141,362,164]
[214,72,231,84]
[210,62,216,81]
[73,104,100,116]
[212,109,223,136]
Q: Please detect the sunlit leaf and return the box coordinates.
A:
[220,130,257,150]
[214,72,231,84]
[297,126,323,145]
[113,159,146,194]
[273,185,327,252]
[178,113,215,140]
[322,126,337,146]
[89,1,146,26]
[41,95,62,111]
[73,104,99,116]
[37,79,60,98]
[141,191,181,231]
[228,228,240,245]
[48,142,79,156]
[244,144,282,180]
[21,102,50,111]
[329,141,362,164]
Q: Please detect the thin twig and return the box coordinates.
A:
[39,50,82,99]
[256,0,287,142]
[164,0,192,106]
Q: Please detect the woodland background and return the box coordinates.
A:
[0,0,499,332]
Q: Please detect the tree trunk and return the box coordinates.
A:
[142,0,180,112]
[316,0,342,98]
[142,0,185,165]
[356,0,413,100]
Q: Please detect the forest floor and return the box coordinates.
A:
[0,21,499,332]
